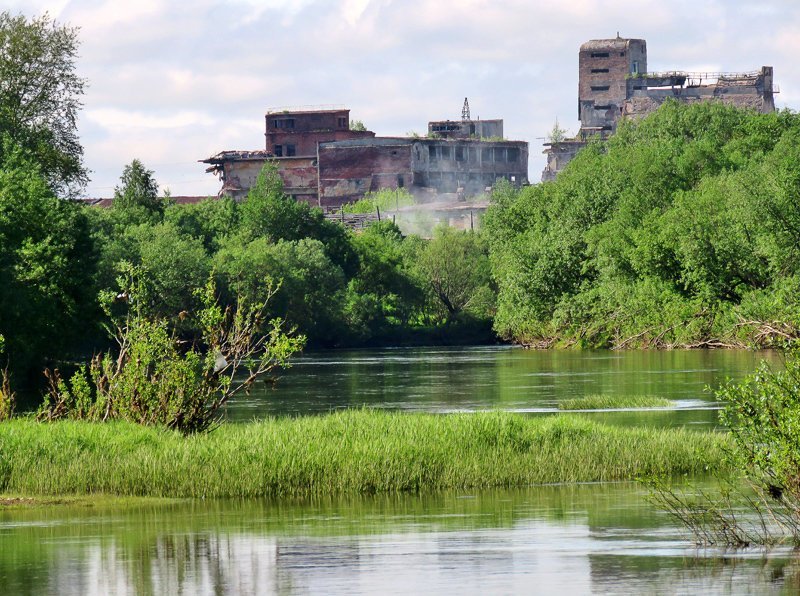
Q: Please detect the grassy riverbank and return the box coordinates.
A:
[0,411,727,498]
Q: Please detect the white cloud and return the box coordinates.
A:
[85,108,212,130]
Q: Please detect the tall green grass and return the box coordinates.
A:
[0,411,727,498]
[558,395,673,410]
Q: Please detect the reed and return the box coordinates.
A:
[0,411,726,498]
[558,395,673,410]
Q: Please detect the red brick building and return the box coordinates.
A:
[203,107,529,208]
[265,107,374,157]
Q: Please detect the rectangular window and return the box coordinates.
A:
[285,144,296,157]
[397,175,404,188]
[494,148,505,162]
[337,116,347,128]
[440,146,452,161]
[429,146,438,161]
[274,145,283,157]
[455,146,466,162]
[507,148,519,162]
[272,118,295,129]
[591,85,610,92]
[481,148,493,162]
[594,104,611,110]
[590,52,609,58]
[591,68,609,73]
[632,61,639,74]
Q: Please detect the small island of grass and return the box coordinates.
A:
[0,410,726,499]
[558,395,673,411]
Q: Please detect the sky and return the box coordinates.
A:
[8,0,800,198]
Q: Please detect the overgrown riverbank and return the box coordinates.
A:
[485,102,800,349]
[0,411,727,498]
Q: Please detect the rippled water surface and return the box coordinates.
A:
[2,484,799,595]
[226,347,780,428]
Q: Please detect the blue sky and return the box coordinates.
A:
[9,0,800,197]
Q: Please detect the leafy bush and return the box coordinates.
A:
[38,266,305,433]
[342,188,415,214]
[650,350,800,546]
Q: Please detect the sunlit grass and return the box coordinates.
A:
[0,411,726,498]
[558,395,673,410]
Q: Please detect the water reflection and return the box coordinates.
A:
[2,485,799,594]
[226,347,780,428]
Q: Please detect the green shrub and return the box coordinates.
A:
[38,266,305,433]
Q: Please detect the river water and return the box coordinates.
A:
[226,346,780,426]
[2,348,794,594]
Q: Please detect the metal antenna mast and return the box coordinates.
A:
[462,97,471,121]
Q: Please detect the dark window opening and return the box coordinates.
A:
[455,146,466,162]
[429,146,438,161]
[432,124,460,132]
[591,68,609,73]
[507,148,519,162]
[440,146,452,161]
[590,52,609,58]
[272,118,295,129]
[594,104,611,110]
[601,125,613,131]
[285,144,296,157]
[481,148,493,162]
[469,124,476,135]
[337,116,347,128]
[274,145,283,157]
[591,85,610,92]
[397,175,404,188]
[494,149,505,162]
[620,52,625,56]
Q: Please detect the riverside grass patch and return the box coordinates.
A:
[558,395,673,410]
[0,411,728,498]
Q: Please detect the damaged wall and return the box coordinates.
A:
[318,138,414,208]
[265,108,374,156]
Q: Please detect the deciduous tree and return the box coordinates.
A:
[0,11,86,196]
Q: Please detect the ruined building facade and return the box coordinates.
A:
[203,107,528,208]
[542,37,776,181]
[265,108,374,157]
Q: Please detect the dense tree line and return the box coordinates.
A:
[87,161,494,351]
[2,155,495,396]
[485,101,800,348]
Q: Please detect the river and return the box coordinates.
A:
[2,347,794,594]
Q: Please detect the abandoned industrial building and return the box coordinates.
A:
[542,36,776,181]
[199,35,778,206]
[202,102,529,208]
